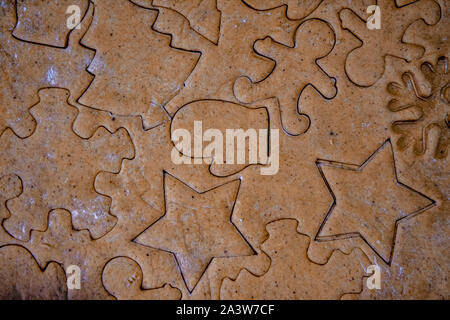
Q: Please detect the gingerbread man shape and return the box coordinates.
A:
[234,19,337,136]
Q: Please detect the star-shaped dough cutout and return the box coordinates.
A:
[134,172,254,292]
[316,140,435,263]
